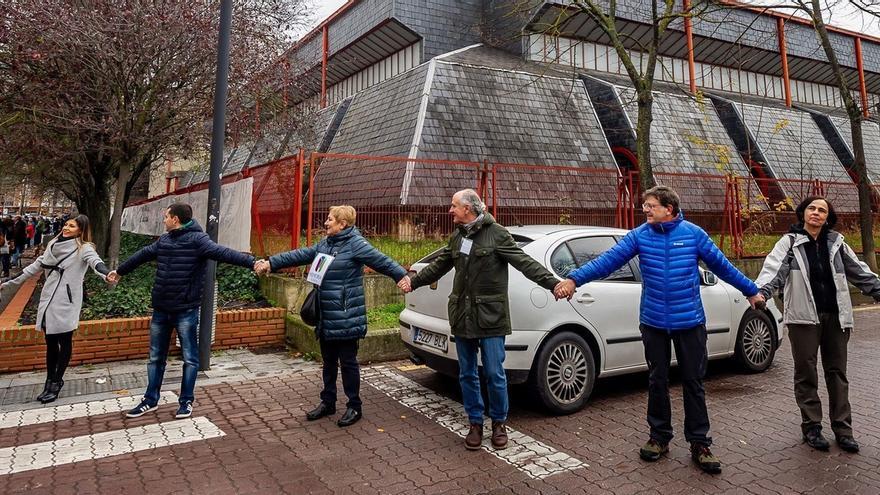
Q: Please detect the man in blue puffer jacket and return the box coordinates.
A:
[554,186,763,474]
[109,203,256,420]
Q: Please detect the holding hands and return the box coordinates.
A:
[553,279,576,300]
[254,259,271,275]
[106,271,121,284]
[397,275,412,293]
[748,293,766,310]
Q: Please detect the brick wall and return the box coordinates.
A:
[0,308,285,373]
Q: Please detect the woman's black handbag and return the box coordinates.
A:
[300,285,320,326]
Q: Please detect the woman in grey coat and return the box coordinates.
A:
[756,197,880,454]
[1,215,111,403]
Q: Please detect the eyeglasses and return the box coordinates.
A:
[642,202,664,210]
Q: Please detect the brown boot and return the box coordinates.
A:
[465,423,483,450]
[491,421,508,450]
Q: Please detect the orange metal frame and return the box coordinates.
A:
[855,37,870,118]
[321,26,329,109]
[777,17,792,108]
[683,0,697,94]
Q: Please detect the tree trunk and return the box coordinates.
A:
[107,162,133,268]
[806,0,877,271]
[850,118,877,271]
[77,196,111,257]
[635,87,658,192]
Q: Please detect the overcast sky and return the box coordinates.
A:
[299,0,880,40]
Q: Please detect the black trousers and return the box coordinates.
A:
[640,324,712,446]
[319,339,361,412]
[788,313,852,437]
[0,253,9,276]
[45,331,74,382]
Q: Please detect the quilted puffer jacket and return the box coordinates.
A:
[567,212,759,331]
[117,220,255,313]
[268,226,406,341]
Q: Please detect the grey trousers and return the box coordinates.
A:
[787,313,852,437]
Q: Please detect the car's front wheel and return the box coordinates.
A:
[735,309,776,372]
[530,331,596,414]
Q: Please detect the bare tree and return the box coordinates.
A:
[759,0,879,269]
[531,1,715,190]
[0,0,311,264]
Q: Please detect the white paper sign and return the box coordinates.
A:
[306,253,335,286]
[460,238,473,255]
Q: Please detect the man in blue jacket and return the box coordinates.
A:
[109,203,256,420]
[554,186,763,474]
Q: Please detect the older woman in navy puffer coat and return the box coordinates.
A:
[259,205,407,427]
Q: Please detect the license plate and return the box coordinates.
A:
[412,327,448,352]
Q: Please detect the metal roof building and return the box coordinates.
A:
[180,0,880,215]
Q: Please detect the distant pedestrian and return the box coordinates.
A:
[11,216,27,266]
[25,218,35,248]
[756,197,880,454]
[109,203,257,420]
[0,215,111,403]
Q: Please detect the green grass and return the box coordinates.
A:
[367,302,404,330]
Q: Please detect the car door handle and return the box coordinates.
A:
[576,294,595,304]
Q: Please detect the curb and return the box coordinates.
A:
[285,314,408,364]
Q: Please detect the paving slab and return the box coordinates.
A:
[1,308,880,493]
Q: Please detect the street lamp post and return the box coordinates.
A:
[199,0,233,371]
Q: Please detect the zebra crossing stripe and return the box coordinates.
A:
[0,391,179,429]
[362,365,587,480]
[0,416,225,475]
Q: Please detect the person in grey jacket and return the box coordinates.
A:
[756,196,880,454]
[1,215,111,403]
[255,205,407,427]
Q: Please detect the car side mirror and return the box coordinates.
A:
[700,270,718,286]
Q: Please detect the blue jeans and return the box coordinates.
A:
[144,308,200,406]
[456,336,508,425]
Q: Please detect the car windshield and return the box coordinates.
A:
[416,235,533,264]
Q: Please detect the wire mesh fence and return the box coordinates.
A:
[237,150,880,264]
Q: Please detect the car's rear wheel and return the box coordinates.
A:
[735,309,776,372]
[530,331,596,414]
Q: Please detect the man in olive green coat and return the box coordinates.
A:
[399,189,559,451]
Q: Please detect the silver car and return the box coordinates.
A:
[399,225,784,415]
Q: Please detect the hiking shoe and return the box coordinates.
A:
[803,427,830,451]
[491,421,509,450]
[639,439,669,461]
[175,402,193,419]
[690,443,722,474]
[126,400,157,418]
[465,423,483,450]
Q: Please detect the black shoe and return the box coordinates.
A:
[803,427,830,451]
[40,380,63,404]
[836,436,860,453]
[35,379,52,402]
[337,407,362,427]
[305,402,335,421]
